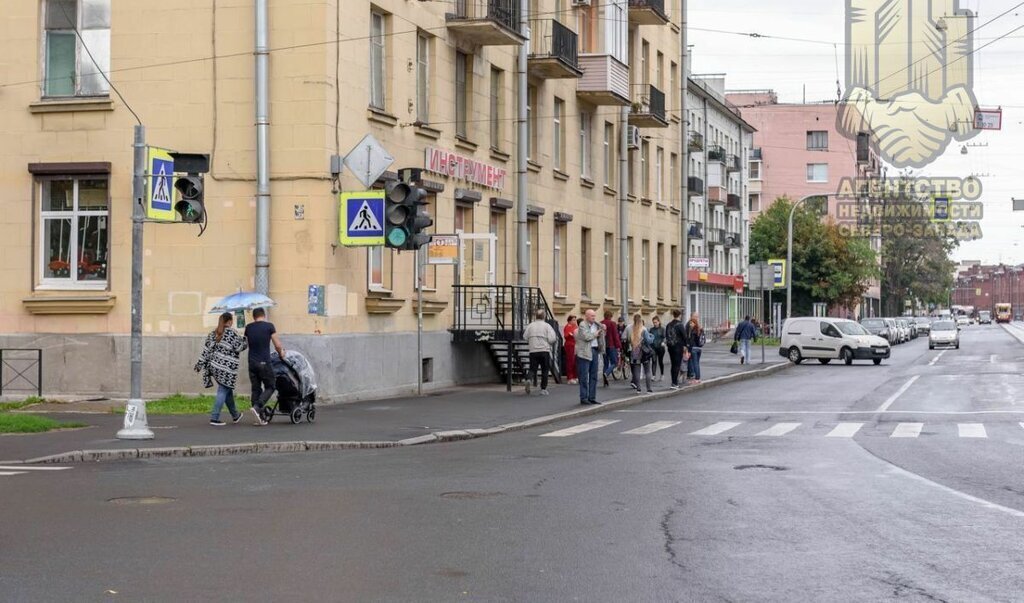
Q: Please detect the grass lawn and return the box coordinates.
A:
[0,397,45,413]
[113,393,253,415]
[0,399,87,434]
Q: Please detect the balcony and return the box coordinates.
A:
[707,145,726,163]
[687,221,704,239]
[628,0,670,25]
[707,186,726,205]
[707,227,726,246]
[726,154,741,172]
[751,147,763,160]
[688,131,704,151]
[726,193,742,211]
[577,54,630,105]
[528,19,581,79]
[446,0,524,46]
[687,176,704,196]
[628,84,668,127]
[725,232,741,248]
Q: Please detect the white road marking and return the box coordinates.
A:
[621,421,681,435]
[690,421,742,436]
[958,423,988,438]
[883,462,1024,519]
[928,350,946,366]
[617,409,1024,415]
[891,423,923,438]
[876,375,920,412]
[826,423,864,438]
[0,465,72,471]
[991,354,997,364]
[0,471,27,476]
[756,422,801,437]
[539,420,620,438]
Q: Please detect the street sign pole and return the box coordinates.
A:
[118,125,154,440]
[416,248,424,396]
[762,263,768,365]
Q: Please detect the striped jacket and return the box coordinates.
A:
[194,328,248,389]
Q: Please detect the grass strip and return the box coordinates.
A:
[112,393,253,415]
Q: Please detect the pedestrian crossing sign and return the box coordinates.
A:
[339,191,385,246]
[146,146,176,221]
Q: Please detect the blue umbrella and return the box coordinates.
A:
[209,291,276,314]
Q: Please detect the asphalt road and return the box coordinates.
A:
[3,324,1024,602]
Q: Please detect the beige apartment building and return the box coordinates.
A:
[0,0,751,400]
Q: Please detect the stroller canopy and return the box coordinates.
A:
[271,350,318,399]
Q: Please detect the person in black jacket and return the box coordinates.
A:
[684,313,704,384]
[665,309,687,389]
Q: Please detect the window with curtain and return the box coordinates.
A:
[369,11,386,109]
[416,32,430,123]
[579,111,592,179]
[603,122,614,187]
[37,175,109,289]
[43,0,111,98]
[553,97,565,171]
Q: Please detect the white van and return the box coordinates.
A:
[779,317,891,365]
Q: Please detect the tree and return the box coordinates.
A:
[880,221,958,315]
[750,197,879,316]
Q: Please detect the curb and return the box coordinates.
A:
[24,363,791,465]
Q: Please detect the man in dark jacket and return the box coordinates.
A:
[600,310,621,386]
[734,315,758,365]
[665,309,686,389]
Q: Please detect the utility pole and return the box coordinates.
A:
[619,106,630,319]
[515,0,529,286]
[254,0,271,296]
[117,125,154,440]
[679,0,689,316]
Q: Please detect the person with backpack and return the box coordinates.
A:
[684,312,705,384]
[665,309,686,389]
[624,314,655,393]
[648,315,666,382]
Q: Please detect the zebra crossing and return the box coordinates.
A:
[537,419,1024,440]
[0,464,72,478]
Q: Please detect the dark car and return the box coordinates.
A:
[859,318,890,342]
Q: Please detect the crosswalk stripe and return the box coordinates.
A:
[756,422,802,437]
[958,423,987,438]
[826,423,864,438]
[0,471,28,476]
[540,420,620,438]
[622,421,681,435]
[690,421,743,436]
[891,423,923,438]
[0,465,71,472]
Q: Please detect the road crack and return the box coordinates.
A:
[874,572,949,602]
[660,498,687,572]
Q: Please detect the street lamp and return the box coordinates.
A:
[787,194,835,321]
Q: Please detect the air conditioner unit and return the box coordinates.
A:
[571,0,592,6]
[627,125,641,150]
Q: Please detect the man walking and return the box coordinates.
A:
[575,309,605,405]
[734,315,758,365]
[665,309,686,389]
[244,307,285,425]
[600,310,620,386]
[523,309,558,395]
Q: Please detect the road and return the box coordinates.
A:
[3,324,1024,602]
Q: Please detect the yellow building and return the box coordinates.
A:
[0,0,748,400]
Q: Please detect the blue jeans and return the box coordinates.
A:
[211,384,239,421]
[687,347,703,381]
[577,355,600,402]
[603,348,619,376]
[740,338,752,364]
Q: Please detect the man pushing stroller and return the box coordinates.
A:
[245,307,286,426]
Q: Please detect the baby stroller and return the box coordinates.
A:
[258,350,318,424]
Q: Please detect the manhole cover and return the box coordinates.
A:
[440,491,504,500]
[733,464,788,472]
[107,496,176,505]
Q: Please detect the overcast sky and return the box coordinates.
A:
[688,0,1024,265]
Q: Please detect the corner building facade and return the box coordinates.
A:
[0,0,748,400]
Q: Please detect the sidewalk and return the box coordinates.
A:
[1,346,787,464]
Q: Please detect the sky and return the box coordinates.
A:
[687,0,1024,265]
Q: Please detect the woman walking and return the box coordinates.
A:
[194,312,249,426]
[684,312,704,384]
[624,314,655,394]
[649,316,666,381]
[563,315,578,384]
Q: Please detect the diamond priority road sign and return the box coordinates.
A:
[343,134,395,189]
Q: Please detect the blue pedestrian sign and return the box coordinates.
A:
[339,191,385,246]
[146,146,176,221]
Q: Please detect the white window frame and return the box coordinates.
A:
[640,141,650,198]
[369,11,386,110]
[367,246,390,293]
[580,111,592,179]
[553,97,565,171]
[749,160,761,181]
[416,32,430,123]
[580,227,591,298]
[604,232,613,297]
[806,163,829,183]
[655,147,664,204]
[37,175,110,290]
[641,239,650,300]
[807,130,829,151]
[553,223,565,296]
[669,152,678,207]
[455,51,469,138]
[603,122,613,187]
[41,0,111,98]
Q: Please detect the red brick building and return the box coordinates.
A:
[953,264,1024,315]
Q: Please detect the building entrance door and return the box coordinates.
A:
[455,233,499,331]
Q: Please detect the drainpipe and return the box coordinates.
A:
[619,105,630,320]
[515,0,529,287]
[679,1,689,316]
[254,0,271,296]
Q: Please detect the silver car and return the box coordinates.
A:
[929,320,960,349]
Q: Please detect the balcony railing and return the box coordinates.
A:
[528,19,581,78]
[577,55,630,106]
[751,148,763,160]
[726,154,741,172]
[707,146,726,163]
[726,193,741,211]
[628,84,667,127]
[725,232,741,248]
[688,131,704,151]
[687,221,704,240]
[447,0,524,46]
[687,176,704,196]
[628,0,670,25]
[707,186,726,205]
[707,227,725,246]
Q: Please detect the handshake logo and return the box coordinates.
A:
[837,0,979,169]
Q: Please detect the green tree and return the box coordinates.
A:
[881,222,958,315]
[750,197,879,316]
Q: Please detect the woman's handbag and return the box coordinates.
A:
[730,341,739,355]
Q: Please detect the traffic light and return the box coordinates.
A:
[173,175,205,223]
[383,180,433,250]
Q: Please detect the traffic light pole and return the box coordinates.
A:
[118,124,154,440]
[415,249,424,396]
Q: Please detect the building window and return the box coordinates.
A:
[42,0,111,98]
[669,62,677,114]
[577,4,598,53]
[455,205,473,233]
[655,51,664,89]
[554,222,567,296]
[749,160,761,180]
[640,141,650,198]
[527,85,538,160]
[553,97,565,171]
[37,176,109,288]
[626,237,634,300]
[416,32,430,123]
[604,232,614,298]
[490,68,503,150]
[603,122,614,187]
[628,148,636,195]
[670,244,678,301]
[580,111,592,179]
[641,239,650,300]
[490,211,507,285]
[655,147,664,203]
[368,246,392,291]
[640,41,649,86]
[369,11,386,110]
[581,227,591,298]
[528,218,539,286]
[656,242,665,300]
[807,130,829,150]
[669,152,678,207]
[750,193,761,212]
[806,163,828,183]
[455,51,471,138]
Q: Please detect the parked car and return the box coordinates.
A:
[907,319,918,339]
[883,318,901,344]
[859,318,891,343]
[914,317,931,334]
[888,318,908,343]
[780,317,891,366]
[929,320,960,349]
